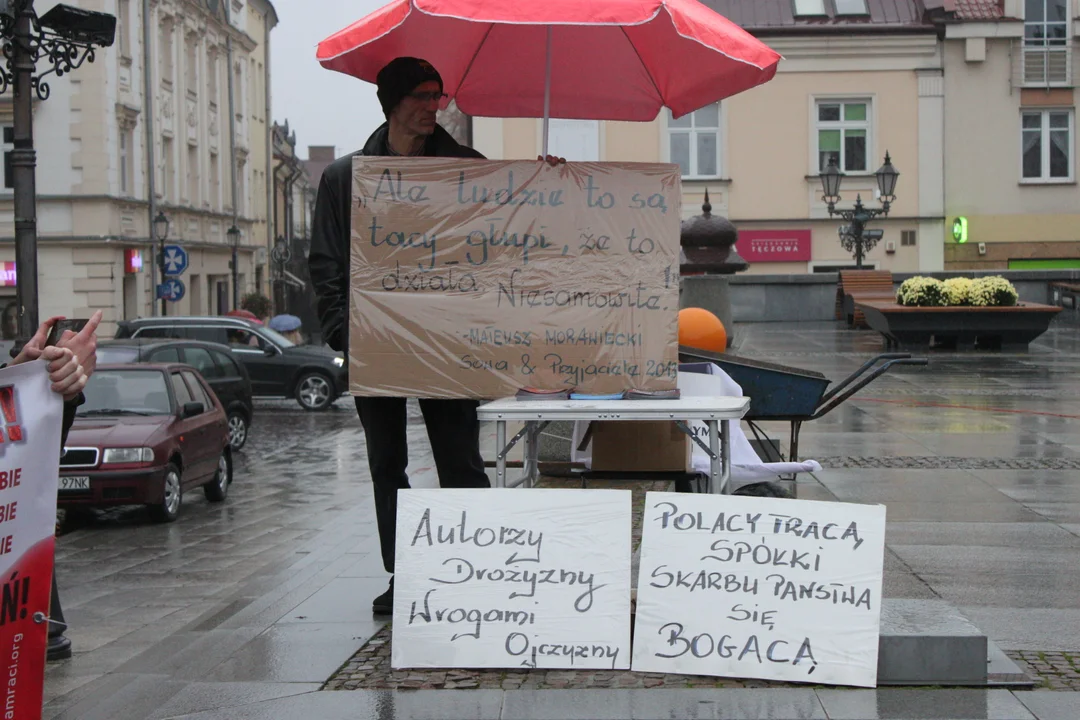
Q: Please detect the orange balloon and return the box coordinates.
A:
[679,307,728,352]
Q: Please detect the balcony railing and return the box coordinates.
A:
[1015,43,1074,88]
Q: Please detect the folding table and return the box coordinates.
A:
[476,396,750,494]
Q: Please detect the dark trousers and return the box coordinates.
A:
[356,397,490,574]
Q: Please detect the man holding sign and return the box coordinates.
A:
[310,57,518,615]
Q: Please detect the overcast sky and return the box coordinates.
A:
[269,0,387,160]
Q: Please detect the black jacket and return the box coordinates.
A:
[307,123,485,354]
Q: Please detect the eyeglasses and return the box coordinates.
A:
[407,91,448,103]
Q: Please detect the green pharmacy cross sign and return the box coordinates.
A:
[952,217,968,244]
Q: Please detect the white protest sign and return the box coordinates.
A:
[632,492,886,688]
[392,488,631,670]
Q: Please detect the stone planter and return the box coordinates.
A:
[857,300,1063,350]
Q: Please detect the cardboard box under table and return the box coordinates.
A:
[589,421,691,473]
[476,396,749,494]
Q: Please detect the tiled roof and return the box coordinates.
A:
[701,0,931,31]
[949,0,1005,20]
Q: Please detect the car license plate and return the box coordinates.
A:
[59,476,90,491]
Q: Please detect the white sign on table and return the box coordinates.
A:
[631,492,886,688]
[392,488,632,670]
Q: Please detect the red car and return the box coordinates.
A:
[58,364,234,522]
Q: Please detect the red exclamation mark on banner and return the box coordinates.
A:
[0,386,21,442]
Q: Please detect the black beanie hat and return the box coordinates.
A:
[376,57,443,118]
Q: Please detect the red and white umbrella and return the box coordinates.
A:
[317,0,780,154]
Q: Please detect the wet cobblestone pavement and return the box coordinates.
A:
[42,321,1080,719]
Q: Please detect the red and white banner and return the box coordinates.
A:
[736,229,812,263]
[0,361,63,720]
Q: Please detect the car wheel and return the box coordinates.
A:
[227,411,249,450]
[295,372,333,411]
[204,450,232,502]
[148,463,182,523]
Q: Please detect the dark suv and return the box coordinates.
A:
[96,339,255,450]
[115,316,348,411]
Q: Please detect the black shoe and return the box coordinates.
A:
[46,635,72,662]
[372,579,394,615]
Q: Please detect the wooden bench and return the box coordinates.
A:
[837,270,894,328]
[1049,282,1080,323]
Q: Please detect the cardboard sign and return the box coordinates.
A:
[632,492,886,687]
[349,158,682,398]
[392,488,632,670]
[736,230,812,262]
[0,361,64,719]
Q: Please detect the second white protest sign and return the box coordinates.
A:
[631,492,886,688]
[392,488,631,670]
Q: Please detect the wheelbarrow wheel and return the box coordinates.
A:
[733,481,793,499]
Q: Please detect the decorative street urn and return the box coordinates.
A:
[680,190,748,275]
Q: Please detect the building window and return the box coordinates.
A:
[1025,0,1068,47]
[901,230,917,247]
[1023,0,1070,84]
[816,99,870,173]
[1021,109,1073,182]
[234,63,243,122]
[207,54,218,105]
[834,0,869,14]
[2,126,12,190]
[210,151,220,209]
[119,128,132,194]
[187,145,198,204]
[162,136,174,201]
[160,24,174,83]
[793,0,826,15]
[236,165,245,216]
[186,35,198,93]
[668,103,721,178]
[117,0,130,57]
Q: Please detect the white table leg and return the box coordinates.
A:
[525,422,540,488]
[707,419,720,494]
[495,420,507,488]
[721,418,732,494]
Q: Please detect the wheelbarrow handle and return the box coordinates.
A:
[819,352,914,404]
[812,356,928,419]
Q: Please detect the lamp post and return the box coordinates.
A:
[227,225,240,311]
[820,152,900,270]
[0,1,116,338]
[153,211,169,316]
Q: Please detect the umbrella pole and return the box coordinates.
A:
[542,25,552,158]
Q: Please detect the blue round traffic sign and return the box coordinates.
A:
[162,245,188,276]
[160,277,185,302]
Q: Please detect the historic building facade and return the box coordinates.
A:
[0,0,278,335]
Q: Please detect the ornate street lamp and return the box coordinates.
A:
[227,225,240,311]
[153,211,169,316]
[1,1,115,337]
[821,152,901,270]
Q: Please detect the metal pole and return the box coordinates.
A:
[226,35,239,310]
[143,0,161,317]
[12,3,38,340]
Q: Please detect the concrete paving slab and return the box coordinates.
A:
[207,622,382,683]
[1013,691,1080,720]
[624,689,827,719]
[884,523,1080,548]
[146,682,323,720]
[161,689,506,720]
[959,608,1080,650]
[923,574,1080,609]
[815,689,1036,719]
[278,577,394,624]
[888,545,1080,579]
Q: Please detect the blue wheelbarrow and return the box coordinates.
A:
[677,346,928,469]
